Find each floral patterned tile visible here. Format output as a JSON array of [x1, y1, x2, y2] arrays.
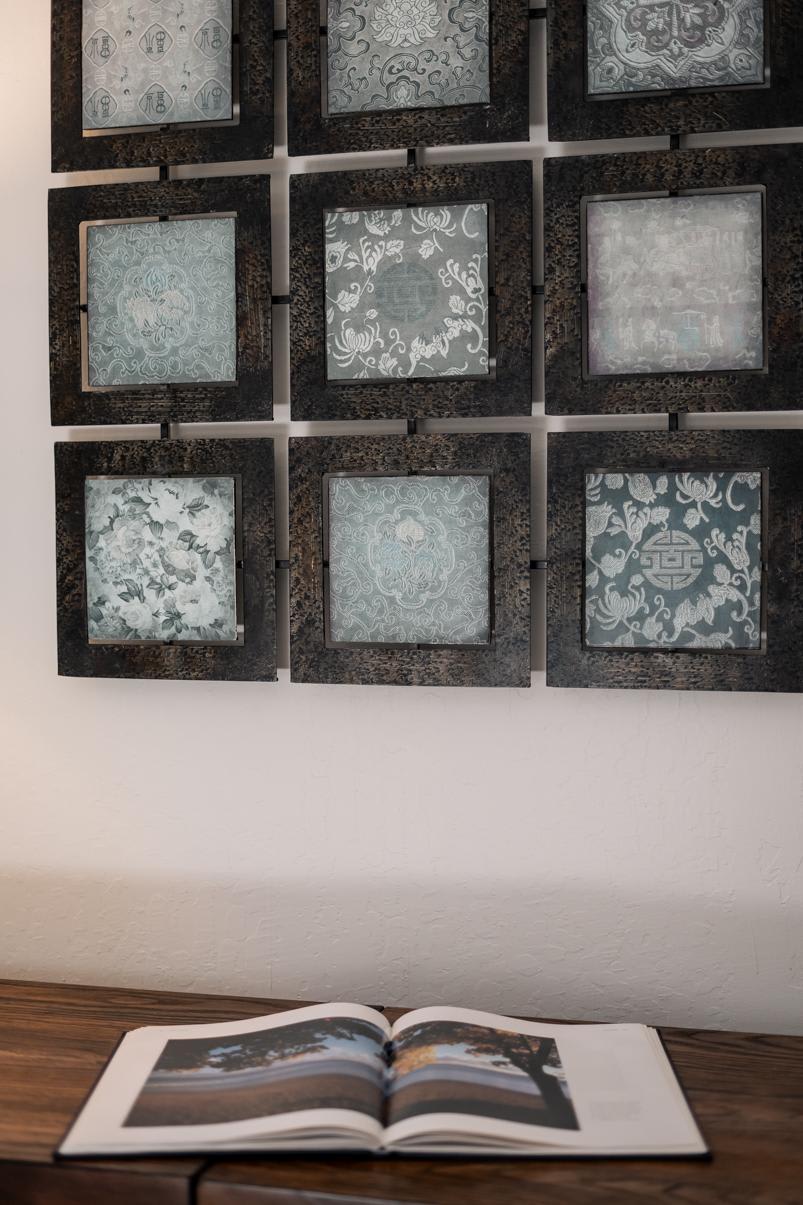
[[85, 477, 238, 643], [325, 202, 489, 380], [328, 474, 491, 644], [585, 471, 762, 651], [82, 0, 233, 129], [326, 0, 490, 114], [586, 0, 765, 97], [586, 192, 764, 376], [86, 218, 237, 387]]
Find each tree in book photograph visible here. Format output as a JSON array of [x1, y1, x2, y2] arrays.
[[124, 1016, 387, 1128], [388, 1021, 579, 1130]]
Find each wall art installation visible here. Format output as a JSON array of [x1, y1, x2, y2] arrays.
[[290, 161, 532, 420], [547, 0, 803, 142], [290, 433, 531, 686], [544, 144, 803, 415], [55, 438, 277, 681], [547, 429, 803, 693], [286, 0, 528, 155], [49, 175, 272, 427], [52, 0, 273, 171]]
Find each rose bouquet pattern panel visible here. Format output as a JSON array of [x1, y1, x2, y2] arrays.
[[586, 192, 764, 376], [586, 0, 765, 97], [326, 0, 490, 114], [585, 471, 762, 651], [82, 0, 233, 129], [86, 218, 237, 387], [325, 202, 489, 380], [328, 475, 491, 644], [85, 477, 238, 642]]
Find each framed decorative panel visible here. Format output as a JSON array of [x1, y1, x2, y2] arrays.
[[290, 161, 532, 420], [547, 430, 803, 692], [290, 433, 531, 686], [52, 0, 273, 172], [543, 145, 803, 415], [286, 0, 529, 156], [49, 175, 272, 427], [547, 0, 803, 142], [55, 437, 276, 681]]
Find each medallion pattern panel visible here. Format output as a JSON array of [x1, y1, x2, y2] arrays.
[[325, 202, 489, 381], [585, 470, 762, 650], [87, 218, 237, 387], [85, 476, 238, 643], [586, 192, 764, 377], [328, 474, 491, 645], [82, 0, 233, 130], [326, 0, 490, 114], [586, 0, 765, 96]]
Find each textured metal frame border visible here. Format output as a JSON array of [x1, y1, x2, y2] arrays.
[[290, 433, 531, 686], [544, 145, 803, 415], [51, 0, 273, 172], [55, 437, 277, 681], [547, 0, 803, 141], [290, 161, 533, 420], [286, 0, 529, 156], [547, 430, 803, 692], [49, 175, 272, 427]]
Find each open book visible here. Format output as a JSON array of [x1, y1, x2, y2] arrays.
[[59, 1003, 707, 1158]]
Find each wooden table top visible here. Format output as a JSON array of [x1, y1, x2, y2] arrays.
[[1, 980, 802, 1205]]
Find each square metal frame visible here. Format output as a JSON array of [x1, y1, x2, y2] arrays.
[[544, 145, 803, 415], [547, 430, 803, 692], [51, 0, 273, 172], [290, 162, 533, 420], [290, 433, 531, 686], [547, 0, 803, 142], [55, 437, 277, 681], [49, 175, 272, 427], [286, 0, 529, 156]]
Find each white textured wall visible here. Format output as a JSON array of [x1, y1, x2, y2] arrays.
[[1, 2, 802, 1035]]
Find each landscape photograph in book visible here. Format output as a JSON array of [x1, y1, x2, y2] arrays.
[[388, 1022, 579, 1130], [124, 1017, 387, 1127]]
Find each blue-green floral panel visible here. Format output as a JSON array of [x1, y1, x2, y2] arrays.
[[586, 192, 764, 377], [85, 477, 237, 643], [86, 218, 237, 387], [326, 0, 490, 114], [586, 0, 764, 97], [82, 0, 233, 129], [328, 474, 491, 645], [325, 203, 489, 381], [585, 471, 762, 651]]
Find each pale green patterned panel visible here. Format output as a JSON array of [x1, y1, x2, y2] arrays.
[[85, 477, 237, 643], [328, 475, 491, 645], [585, 471, 762, 651], [87, 218, 237, 387]]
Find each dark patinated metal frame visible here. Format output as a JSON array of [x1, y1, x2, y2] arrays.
[[290, 161, 533, 420], [49, 175, 272, 427], [286, 0, 529, 156], [544, 145, 803, 415], [55, 437, 277, 681], [547, 429, 803, 692], [290, 433, 531, 686], [51, 0, 273, 172], [547, 0, 803, 142]]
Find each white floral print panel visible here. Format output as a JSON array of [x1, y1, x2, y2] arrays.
[[328, 475, 491, 645], [86, 218, 237, 387], [326, 0, 490, 114], [585, 471, 762, 651], [82, 0, 233, 130], [325, 203, 490, 381], [85, 477, 238, 643], [586, 192, 764, 377]]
